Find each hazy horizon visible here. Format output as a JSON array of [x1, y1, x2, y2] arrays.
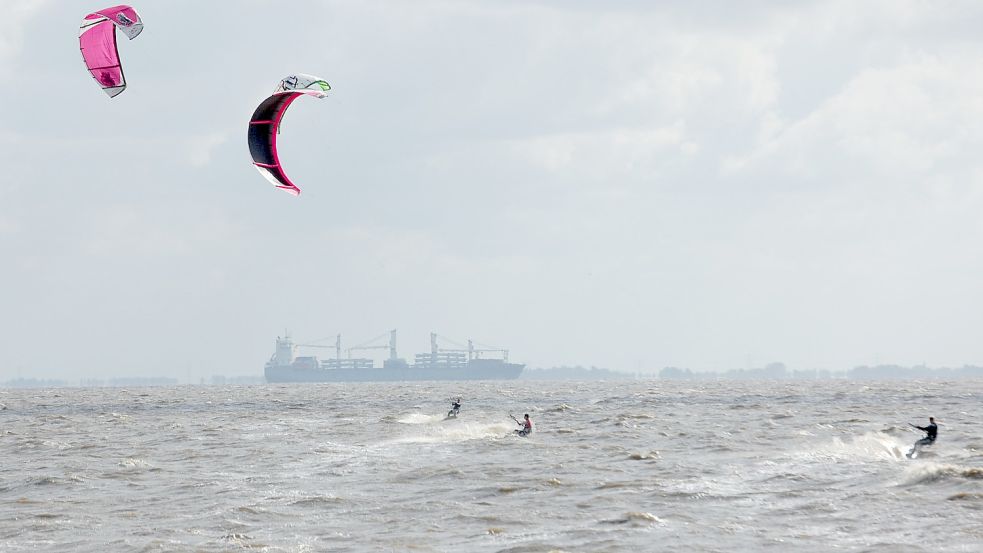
[[6, 358, 983, 387], [3, 1, 983, 381]]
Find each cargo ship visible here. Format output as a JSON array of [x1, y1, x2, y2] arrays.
[[264, 330, 523, 382]]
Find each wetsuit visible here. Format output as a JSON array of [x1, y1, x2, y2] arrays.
[[908, 422, 937, 457], [914, 422, 937, 446], [516, 419, 532, 436], [448, 402, 460, 417]]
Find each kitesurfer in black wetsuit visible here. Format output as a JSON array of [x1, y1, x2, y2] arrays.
[[448, 398, 461, 418], [907, 417, 937, 457]]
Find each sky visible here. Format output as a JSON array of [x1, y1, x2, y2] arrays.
[[2, 0, 983, 380]]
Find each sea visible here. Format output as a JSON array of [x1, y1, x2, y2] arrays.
[[1, 379, 981, 552]]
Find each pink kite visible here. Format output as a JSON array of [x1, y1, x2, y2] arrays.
[[79, 5, 144, 98]]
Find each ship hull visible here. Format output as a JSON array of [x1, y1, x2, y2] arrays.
[[264, 363, 523, 383]]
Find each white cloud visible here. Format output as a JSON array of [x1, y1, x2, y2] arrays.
[[187, 132, 229, 167], [724, 53, 983, 182], [509, 122, 694, 178], [0, 0, 50, 73], [0, 214, 20, 236], [79, 204, 240, 258]]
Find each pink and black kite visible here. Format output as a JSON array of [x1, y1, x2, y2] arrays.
[[248, 75, 331, 196]]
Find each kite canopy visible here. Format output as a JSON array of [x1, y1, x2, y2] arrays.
[[248, 74, 331, 196], [79, 5, 144, 98]]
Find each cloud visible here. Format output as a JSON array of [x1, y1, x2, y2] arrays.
[[0, 0, 50, 74], [79, 204, 241, 258], [0, 214, 21, 236], [509, 123, 696, 179], [187, 132, 230, 168], [723, 53, 983, 182]]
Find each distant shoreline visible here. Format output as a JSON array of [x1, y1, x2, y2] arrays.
[[4, 363, 983, 388]]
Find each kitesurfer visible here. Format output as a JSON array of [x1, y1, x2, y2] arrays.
[[907, 417, 937, 458], [448, 398, 461, 418], [514, 413, 533, 437]]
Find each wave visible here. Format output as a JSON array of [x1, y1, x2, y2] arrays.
[[17, 438, 72, 450], [623, 511, 664, 523], [628, 450, 661, 461], [390, 420, 515, 444], [117, 457, 156, 472], [396, 412, 445, 425], [623, 412, 656, 419], [289, 495, 345, 507], [30, 475, 67, 486], [791, 432, 911, 462], [595, 480, 647, 490], [947, 492, 983, 501], [495, 545, 573, 553], [103, 412, 131, 422], [902, 463, 983, 485], [222, 533, 270, 549], [601, 511, 664, 525]]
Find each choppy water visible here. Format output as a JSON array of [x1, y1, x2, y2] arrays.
[[1, 379, 982, 552]]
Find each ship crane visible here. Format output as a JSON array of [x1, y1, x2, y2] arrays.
[[346, 329, 398, 360], [432, 333, 510, 362], [297, 334, 342, 364]]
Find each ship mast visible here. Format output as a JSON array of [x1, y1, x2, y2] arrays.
[[431, 332, 438, 364]]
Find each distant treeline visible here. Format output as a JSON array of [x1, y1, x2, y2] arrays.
[[4, 376, 180, 388], [2, 378, 70, 388], [210, 375, 265, 385], [79, 377, 180, 386], [521, 365, 637, 380], [2, 375, 266, 388], [659, 363, 983, 380]]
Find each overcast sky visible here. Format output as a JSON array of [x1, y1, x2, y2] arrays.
[[2, 0, 983, 380]]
